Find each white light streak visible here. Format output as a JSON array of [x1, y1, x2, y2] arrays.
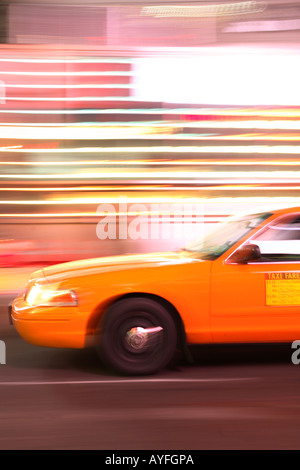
[[2, 145, 300, 154]]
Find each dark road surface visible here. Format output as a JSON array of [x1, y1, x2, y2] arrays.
[[1, 298, 300, 450]]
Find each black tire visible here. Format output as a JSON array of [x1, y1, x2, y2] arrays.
[[96, 297, 178, 376]]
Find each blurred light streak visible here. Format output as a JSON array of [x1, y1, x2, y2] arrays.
[[200, 134, 300, 141], [5, 84, 133, 89], [179, 121, 300, 130], [3, 145, 300, 154], [0, 159, 298, 167], [0, 186, 162, 191], [2, 96, 133, 101], [0, 197, 208, 204], [2, 128, 300, 141], [0, 196, 296, 205], [2, 108, 300, 117], [224, 18, 300, 33], [1, 186, 300, 192], [2, 121, 300, 131], [0, 195, 300, 206], [1, 159, 300, 167], [140, 2, 266, 18], [0, 109, 163, 114], [0, 213, 225, 222], [220, 109, 300, 118], [46, 194, 300, 203], [0, 146, 23, 151], [0, 71, 132, 76], [0, 126, 177, 139], [1, 170, 300, 181], [0, 58, 132, 64], [0, 198, 298, 220]]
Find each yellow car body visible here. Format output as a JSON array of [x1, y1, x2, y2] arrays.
[[11, 206, 300, 375]]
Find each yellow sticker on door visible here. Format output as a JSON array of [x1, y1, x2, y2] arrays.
[[266, 273, 300, 306]]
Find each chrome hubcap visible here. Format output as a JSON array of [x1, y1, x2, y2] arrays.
[[126, 326, 163, 351]]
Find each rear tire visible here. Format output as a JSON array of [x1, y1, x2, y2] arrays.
[[96, 297, 178, 376]]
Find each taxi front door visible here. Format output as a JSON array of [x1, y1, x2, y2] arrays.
[[210, 258, 300, 343]]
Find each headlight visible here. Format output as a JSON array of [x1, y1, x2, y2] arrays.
[[25, 285, 78, 307]]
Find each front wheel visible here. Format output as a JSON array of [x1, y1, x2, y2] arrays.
[[96, 297, 178, 376]]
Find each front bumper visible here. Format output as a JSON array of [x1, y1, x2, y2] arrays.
[[10, 295, 91, 349]]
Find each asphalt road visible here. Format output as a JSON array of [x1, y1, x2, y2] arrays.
[[1, 299, 300, 451]]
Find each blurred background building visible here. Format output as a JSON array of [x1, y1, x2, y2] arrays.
[[3, 0, 300, 46], [0, 0, 300, 269]]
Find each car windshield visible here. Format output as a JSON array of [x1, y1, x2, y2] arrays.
[[184, 211, 273, 260]]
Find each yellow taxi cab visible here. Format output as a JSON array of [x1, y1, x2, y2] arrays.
[[10, 206, 300, 375]]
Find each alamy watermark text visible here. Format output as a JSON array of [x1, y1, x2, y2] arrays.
[[96, 199, 204, 242]]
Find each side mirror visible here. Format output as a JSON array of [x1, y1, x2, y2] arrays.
[[228, 244, 261, 264]]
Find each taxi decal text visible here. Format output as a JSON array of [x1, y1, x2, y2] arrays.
[[266, 272, 300, 306]]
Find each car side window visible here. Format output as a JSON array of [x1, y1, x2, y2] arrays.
[[251, 214, 300, 262]]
